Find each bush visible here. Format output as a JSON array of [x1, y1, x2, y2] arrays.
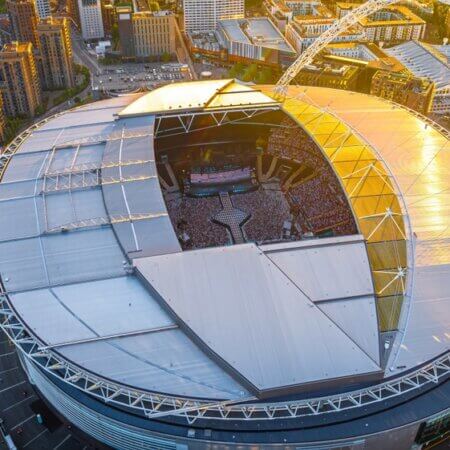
[[53, 64, 90, 107]]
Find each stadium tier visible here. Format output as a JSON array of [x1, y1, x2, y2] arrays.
[[0, 80, 448, 450]]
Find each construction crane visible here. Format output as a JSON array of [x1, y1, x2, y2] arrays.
[[275, 0, 426, 95]]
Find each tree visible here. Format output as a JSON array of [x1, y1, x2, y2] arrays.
[[149, 0, 160, 11], [161, 51, 171, 63], [255, 66, 272, 84], [242, 63, 258, 82]]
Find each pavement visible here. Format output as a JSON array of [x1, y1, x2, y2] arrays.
[[71, 31, 102, 75]]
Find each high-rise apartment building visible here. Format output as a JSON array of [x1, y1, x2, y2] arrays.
[[183, 0, 244, 32], [0, 96, 6, 143], [6, 0, 39, 47], [78, 0, 104, 40], [100, 0, 115, 36], [34, 0, 51, 19], [0, 42, 42, 117], [37, 17, 75, 90], [67, 0, 81, 29]]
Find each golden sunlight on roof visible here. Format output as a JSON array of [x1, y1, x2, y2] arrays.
[[118, 79, 278, 117]]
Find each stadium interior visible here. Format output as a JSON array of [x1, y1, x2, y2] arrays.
[[155, 110, 358, 249]]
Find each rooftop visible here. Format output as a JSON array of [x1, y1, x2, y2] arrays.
[[0, 82, 447, 414], [385, 41, 450, 90], [118, 79, 279, 117], [338, 4, 427, 26], [218, 18, 295, 53]]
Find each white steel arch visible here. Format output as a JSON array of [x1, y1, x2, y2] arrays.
[[276, 0, 403, 94]]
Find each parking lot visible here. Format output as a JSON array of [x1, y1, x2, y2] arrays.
[[92, 62, 193, 93]]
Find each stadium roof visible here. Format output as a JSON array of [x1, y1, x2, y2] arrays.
[[0, 81, 448, 406], [278, 86, 449, 373], [118, 79, 279, 117]]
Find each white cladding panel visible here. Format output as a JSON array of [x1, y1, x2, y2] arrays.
[[135, 242, 381, 394]]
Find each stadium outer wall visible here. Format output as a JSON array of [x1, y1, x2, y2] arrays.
[[21, 354, 449, 450]]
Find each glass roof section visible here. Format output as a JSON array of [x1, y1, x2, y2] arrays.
[[260, 86, 408, 332]]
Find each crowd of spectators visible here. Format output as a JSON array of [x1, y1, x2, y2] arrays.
[[232, 188, 291, 243], [162, 114, 359, 250], [165, 195, 230, 249], [266, 119, 357, 237]]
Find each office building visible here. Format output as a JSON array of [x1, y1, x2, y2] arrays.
[[6, 0, 39, 47], [183, 0, 244, 32], [78, 0, 104, 40], [116, 6, 134, 57], [118, 9, 178, 58], [34, 0, 51, 19], [37, 17, 75, 90], [336, 3, 426, 42], [0, 42, 41, 117], [132, 12, 177, 58]]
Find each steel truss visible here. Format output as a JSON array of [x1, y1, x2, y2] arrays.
[[45, 213, 168, 234], [0, 71, 448, 428], [154, 106, 279, 138], [42, 169, 156, 194], [0, 288, 448, 424]]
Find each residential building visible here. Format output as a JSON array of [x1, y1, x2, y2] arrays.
[[78, 0, 104, 40], [386, 40, 450, 114], [37, 17, 75, 90], [0, 16, 13, 47], [285, 8, 365, 53], [370, 70, 435, 114], [6, 0, 39, 47], [336, 3, 426, 42], [34, 0, 51, 19], [264, 0, 322, 32], [294, 57, 360, 90], [0, 42, 42, 117], [183, 0, 244, 33], [0, 97, 5, 143], [67, 0, 81, 28], [101, 0, 115, 36], [436, 0, 450, 39], [325, 42, 382, 61]]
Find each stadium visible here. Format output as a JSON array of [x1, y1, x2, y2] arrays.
[[0, 79, 448, 450]]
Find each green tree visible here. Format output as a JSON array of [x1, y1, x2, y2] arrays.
[[242, 63, 258, 82], [161, 51, 171, 63], [148, 0, 160, 11]]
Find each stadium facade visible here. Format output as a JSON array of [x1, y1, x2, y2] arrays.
[[0, 80, 448, 449]]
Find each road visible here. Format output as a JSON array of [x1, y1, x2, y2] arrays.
[[71, 30, 102, 75]]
